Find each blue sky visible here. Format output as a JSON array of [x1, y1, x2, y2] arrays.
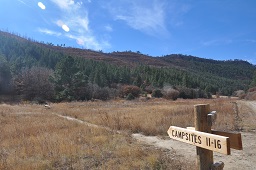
[[0, 0, 256, 64]]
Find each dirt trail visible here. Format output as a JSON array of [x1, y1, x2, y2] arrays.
[[54, 113, 121, 134], [133, 101, 256, 170], [53, 101, 256, 170], [133, 132, 256, 170]]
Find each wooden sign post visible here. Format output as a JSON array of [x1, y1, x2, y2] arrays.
[[195, 104, 214, 169], [167, 104, 243, 170]]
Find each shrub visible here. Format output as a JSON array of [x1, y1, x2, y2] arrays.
[[164, 88, 180, 100], [144, 85, 154, 94], [152, 89, 163, 98], [206, 92, 212, 99], [126, 93, 135, 100], [248, 87, 256, 92], [233, 90, 245, 99], [120, 85, 141, 98], [177, 87, 194, 99], [93, 87, 110, 101], [15, 67, 54, 101], [245, 91, 256, 100]]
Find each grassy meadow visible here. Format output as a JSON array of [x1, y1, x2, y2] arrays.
[[51, 98, 241, 135], [0, 97, 250, 169]]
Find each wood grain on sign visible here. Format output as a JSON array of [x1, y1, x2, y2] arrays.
[[194, 104, 213, 169], [167, 126, 231, 155], [187, 127, 242, 150]]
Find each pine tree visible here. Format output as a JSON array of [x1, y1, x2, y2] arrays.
[[250, 70, 256, 87], [0, 55, 12, 94], [53, 56, 79, 101]]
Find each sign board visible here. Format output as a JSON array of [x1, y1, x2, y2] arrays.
[[167, 126, 230, 155], [187, 127, 242, 150]]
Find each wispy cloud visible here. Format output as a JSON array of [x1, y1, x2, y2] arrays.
[[105, 25, 113, 32], [50, 0, 76, 10], [244, 39, 256, 43], [243, 57, 256, 65], [104, 0, 169, 37], [202, 39, 233, 46], [17, 0, 26, 5], [40, 0, 109, 50], [38, 28, 62, 36]]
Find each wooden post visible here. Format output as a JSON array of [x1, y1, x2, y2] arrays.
[[194, 104, 213, 170]]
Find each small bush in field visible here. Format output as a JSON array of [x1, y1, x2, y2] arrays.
[[120, 85, 140, 98], [93, 87, 110, 101], [177, 87, 193, 99], [164, 88, 180, 100], [245, 91, 256, 100], [152, 89, 163, 98], [233, 90, 245, 99], [144, 85, 154, 94], [126, 93, 135, 100], [239, 93, 246, 99], [248, 87, 256, 92], [243, 87, 256, 100]]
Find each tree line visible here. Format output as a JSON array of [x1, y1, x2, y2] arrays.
[[0, 30, 255, 102]]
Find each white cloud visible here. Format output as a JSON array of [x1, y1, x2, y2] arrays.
[[47, 0, 109, 50], [202, 39, 233, 46], [105, 25, 113, 32], [17, 0, 26, 5], [245, 39, 256, 43], [50, 0, 76, 10], [66, 34, 110, 50], [38, 2, 46, 10], [102, 0, 192, 37], [38, 28, 62, 36], [103, 0, 169, 37]]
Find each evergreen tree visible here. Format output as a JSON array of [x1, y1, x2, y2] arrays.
[[250, 70, 256, 87], [52, 56, 80, 101], [133, 74, 143, 87], [0, 55, 12, 94]]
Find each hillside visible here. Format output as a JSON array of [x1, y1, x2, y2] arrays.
[[0, 30, 254, 70], [0, 30, 255, 101]]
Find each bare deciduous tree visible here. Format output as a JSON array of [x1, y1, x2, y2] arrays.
[[14, 67, 54, 101]]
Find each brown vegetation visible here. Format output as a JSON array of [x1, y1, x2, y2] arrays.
[[1, 97, 250, 169], [0, 103, 191, 169], [120, 85, 141, 98], [244, 87, 256, 100], [52, 98, 240, 136]]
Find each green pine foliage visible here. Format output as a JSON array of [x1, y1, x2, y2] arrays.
[[0, 30, 255, 101], [250, 71, 256, 87]]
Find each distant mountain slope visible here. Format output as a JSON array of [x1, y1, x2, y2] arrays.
[[0, 30, 255, 96], [160, 54, 254, 81]]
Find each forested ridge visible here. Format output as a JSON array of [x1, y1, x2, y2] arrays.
[[0, 30, 255, 102]]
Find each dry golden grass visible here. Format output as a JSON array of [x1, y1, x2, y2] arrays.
[[52, 98, 240, 136], [0, 103, 191, 169], [0, 98, 244, 169]]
